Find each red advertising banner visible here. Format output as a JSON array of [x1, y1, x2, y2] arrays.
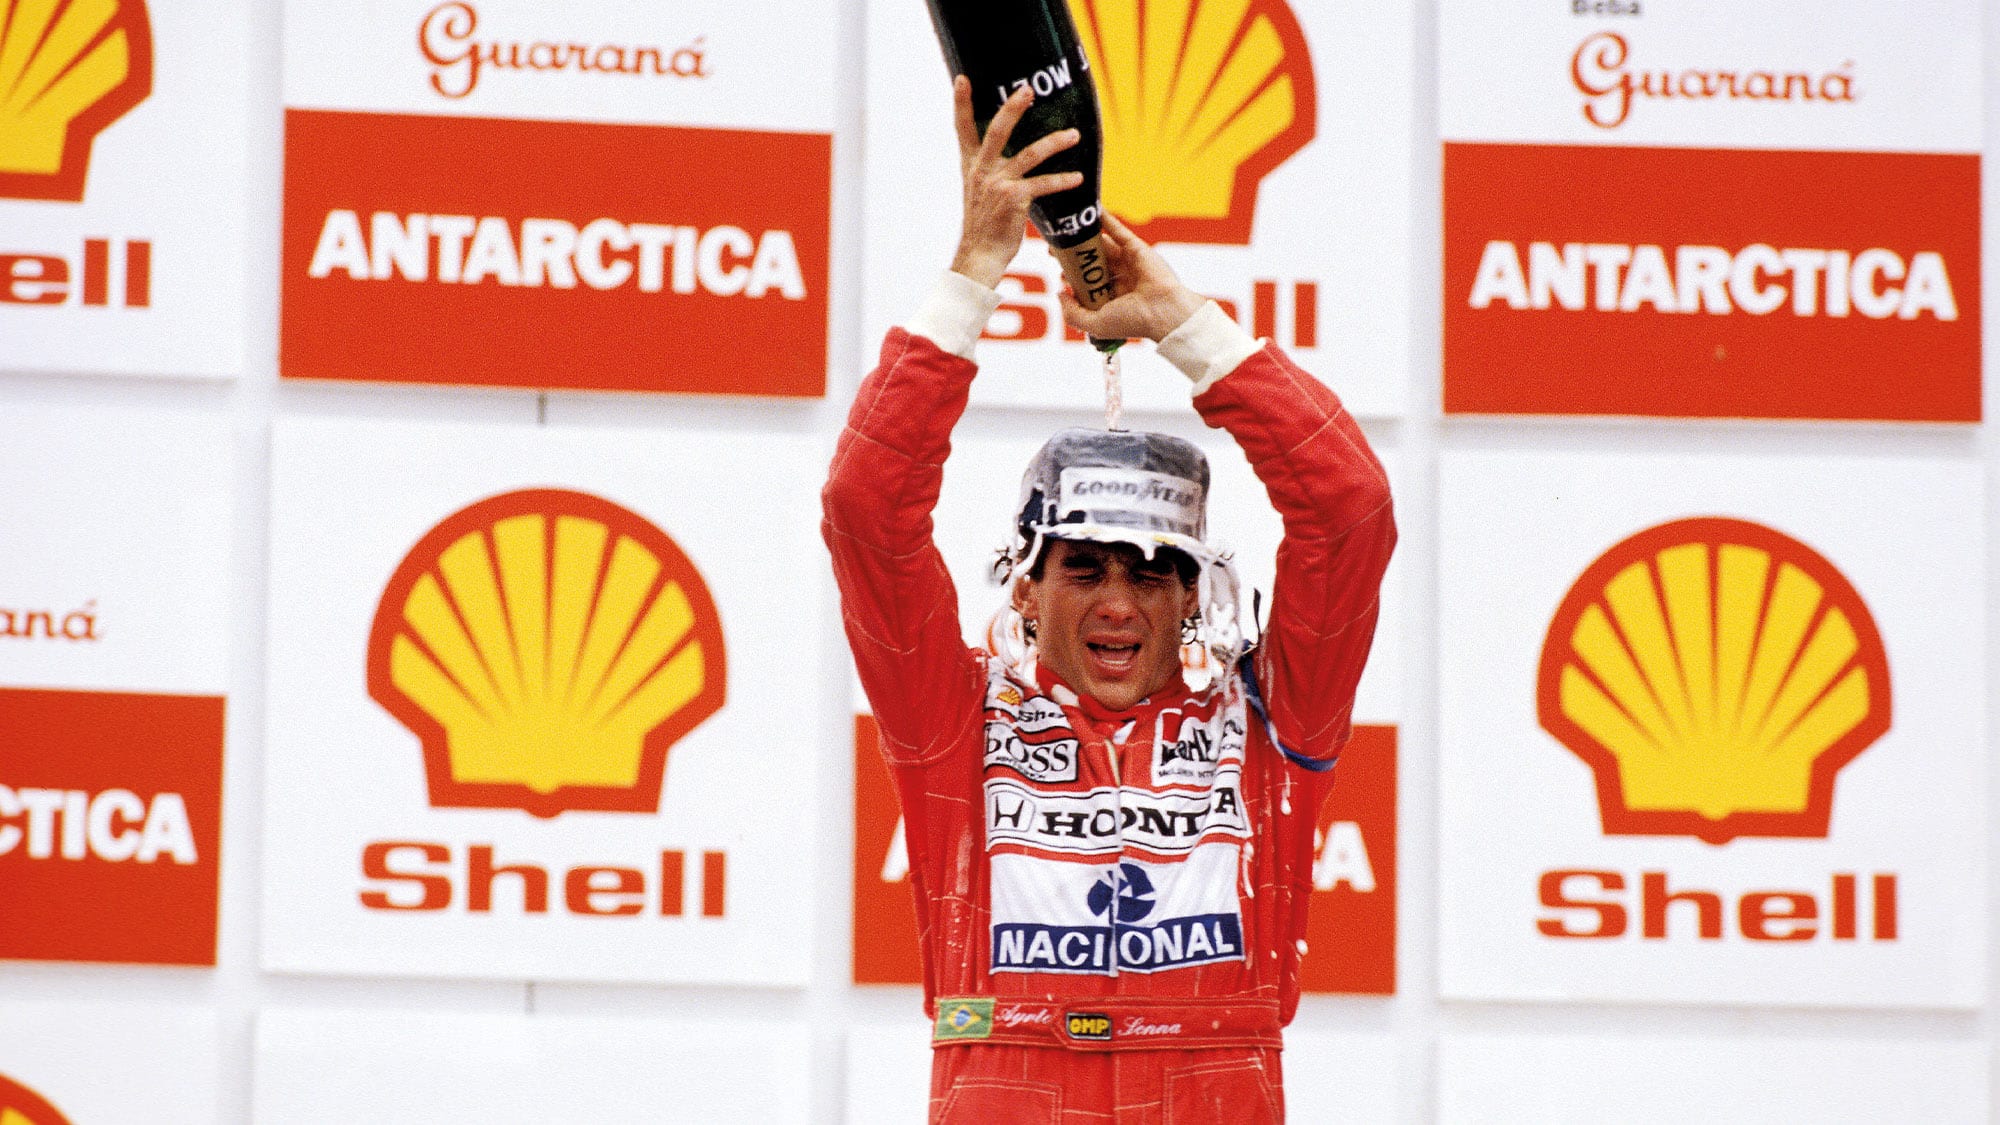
[[852, 714, 1397, 994], [0, 686, 224, 966], [852, 714, 920, 986], [281, 109, 830, 396], [1300, 724, 1396, 995], [1443, 143, 1980, 421]]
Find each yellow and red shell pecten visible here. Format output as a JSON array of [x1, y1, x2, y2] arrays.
[[367, 489, 727, 818], [1070, 0, 1316, 245], [0, 0, 153, 201], [1537, 517, 1891, 845]]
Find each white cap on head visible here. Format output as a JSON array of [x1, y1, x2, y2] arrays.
[[996, 428, 1248, 680], [1011, 427, 1215, 573]]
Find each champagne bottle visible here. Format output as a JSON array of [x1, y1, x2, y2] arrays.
[[924, 0, 1121, 350]]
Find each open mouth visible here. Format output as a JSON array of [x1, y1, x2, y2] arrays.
[[1086, 640, 1142, 674]]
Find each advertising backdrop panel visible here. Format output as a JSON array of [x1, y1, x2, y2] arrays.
[[848, 427, 1401, 993], [0, 1001, 218, 1122], [861, 0, 1413, 418], [0, 0, 251, 378], [261, 417, 823, 984], [0, 406, 232, 965], [280, 0, 835, 396], [1440, 0, 1982, 420], [0, 0, 251, 379], [1438, 451, 1985, 1008], [1439, 1032, 1988, 1122], [255, 1009, 810, 1123], [0, 407, 233, 695]]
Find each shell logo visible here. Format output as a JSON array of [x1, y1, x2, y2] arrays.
[[1538, 518, 1891, 846], [1070, 0, 1315, 245], [0, 0, 152, 202], [367, 489, 727, 819], [0, 1074, 71, 1125]]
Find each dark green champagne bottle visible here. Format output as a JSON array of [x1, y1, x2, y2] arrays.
[[923, 0, 1121, 348]]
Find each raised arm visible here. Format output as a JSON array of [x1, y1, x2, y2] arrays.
[[822, 324, 983, 766], [1195, 337, 1394, 765], [1065, 214, 1397, 766], [822, 79, 1086, 764]]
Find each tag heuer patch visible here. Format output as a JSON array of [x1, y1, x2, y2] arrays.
[[935, 998, 995, 1041]]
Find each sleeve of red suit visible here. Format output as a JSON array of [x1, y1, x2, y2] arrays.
[[820, 313, 987, 768], [824, 282, 1396, 773], [1166, 304, 1397, 768]]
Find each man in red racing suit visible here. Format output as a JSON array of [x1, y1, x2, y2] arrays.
[[822, 80, 1395, 1124]]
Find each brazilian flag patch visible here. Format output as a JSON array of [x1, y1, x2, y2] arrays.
[[933, 997, 995, 1041]]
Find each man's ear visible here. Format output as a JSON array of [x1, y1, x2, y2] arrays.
[[1179, 583, 1200, 621], [1011, 574, 1037, 619]]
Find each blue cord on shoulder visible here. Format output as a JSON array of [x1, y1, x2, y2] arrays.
[[1239, 651, 1335, 774]]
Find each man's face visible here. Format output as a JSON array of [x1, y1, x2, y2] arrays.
[[1014, 539, 1199, 712]]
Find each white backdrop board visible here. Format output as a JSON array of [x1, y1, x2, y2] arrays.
[[844, 1021, 933, 1123], [0, 405, 232, 965], [1438, 1031, 1988, 1123], [255, 1008, 811, 1124], [1438, 0, 1983, 420], [1441, 0, 1980, 152], [0, 0, 250, 378], [280, 0, 838, 396], [261, 416, 824, 985], [0, 405, 233, 694], [861, 0, 1413, 418], [1438, 450, 1985, 1008], [284, 0, 837, 131], [0, 1000, 218, 1123]]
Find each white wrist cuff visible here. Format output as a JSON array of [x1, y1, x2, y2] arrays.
[[904, 271, 1005, 361], [1156, 301, 1261, 395]]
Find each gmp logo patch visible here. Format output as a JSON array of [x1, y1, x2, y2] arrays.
[[1065, 1012, 1112, 1041]]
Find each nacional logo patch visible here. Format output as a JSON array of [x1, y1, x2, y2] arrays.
[[990, 852, 1246, 975]]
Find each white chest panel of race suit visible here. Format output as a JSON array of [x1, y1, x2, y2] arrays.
[[982, 664, 1253, 976]]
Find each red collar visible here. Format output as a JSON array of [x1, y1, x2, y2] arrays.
[[1033, 664, 1190, 725]]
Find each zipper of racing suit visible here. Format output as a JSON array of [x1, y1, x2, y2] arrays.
[[1107, 718, 1133, 977]]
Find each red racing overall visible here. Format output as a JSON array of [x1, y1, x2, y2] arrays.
[[823, 322, 1393, 1124]]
